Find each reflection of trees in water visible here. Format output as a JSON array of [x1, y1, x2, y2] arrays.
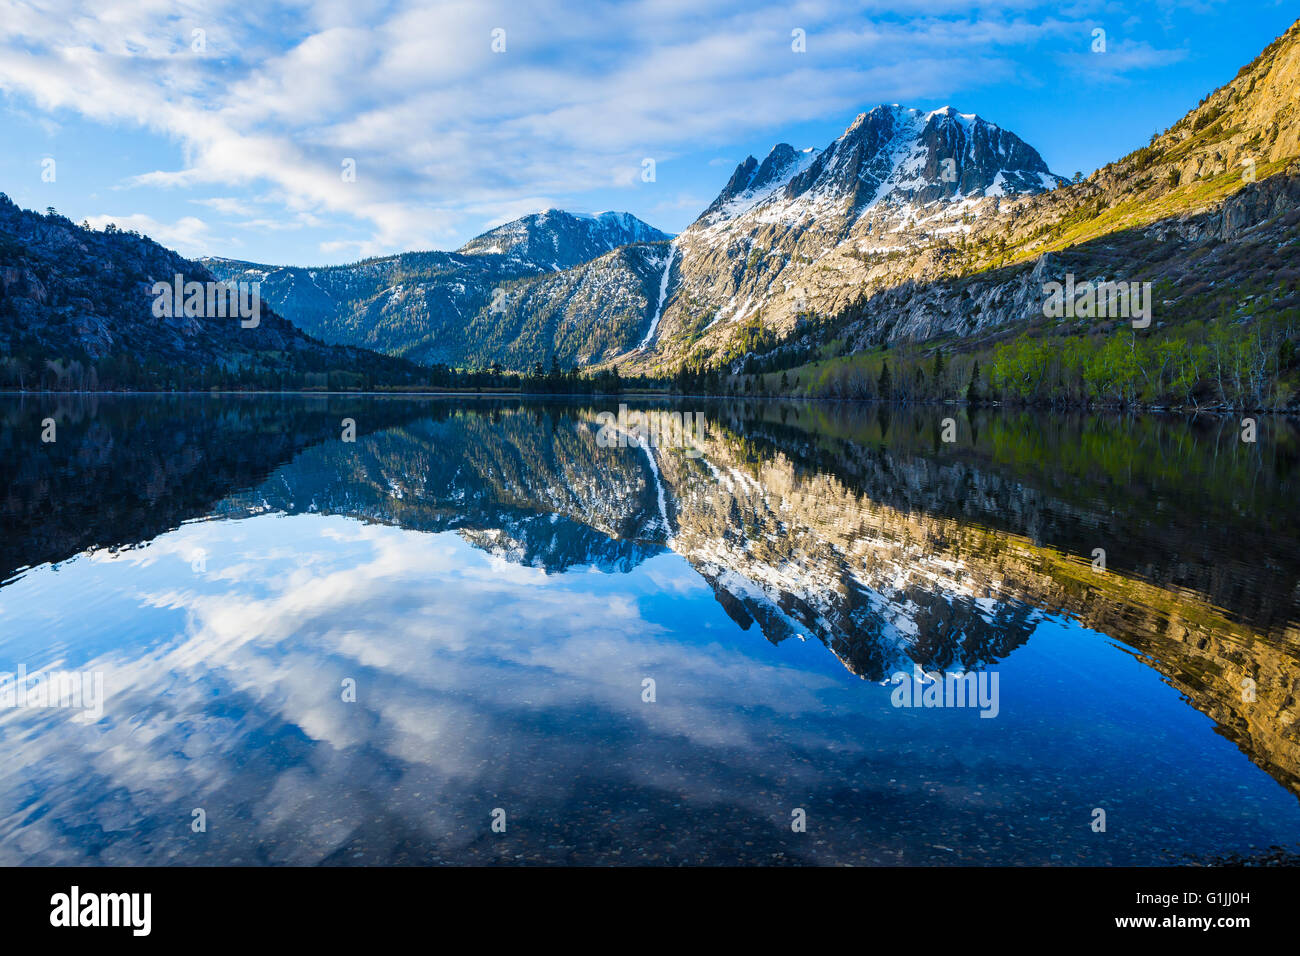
[[0, 395, 439, 584]]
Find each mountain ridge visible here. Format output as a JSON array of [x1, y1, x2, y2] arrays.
[[205, 101, 1067, 371], [624, 18, 1300, 388], [202, 208, 670, 367], [0, 194, 426, 390]]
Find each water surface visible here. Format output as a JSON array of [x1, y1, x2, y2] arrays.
[[1, 395, 1298, 865]]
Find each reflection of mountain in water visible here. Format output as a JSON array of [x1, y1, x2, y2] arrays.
[[671, 406, 1300, 796], [239, 404, 1300, 796], [667, 406, 1300, 796], [2, 396, 1299, 797], [215, 409, 668, 573]]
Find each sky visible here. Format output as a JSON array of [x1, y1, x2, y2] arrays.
[[0, 0, 1295, 266]]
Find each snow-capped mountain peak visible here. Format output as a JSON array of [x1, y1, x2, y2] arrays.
[[459, 208, 672, 264], [695, 144, 822, 226], [693, 103, 1065, 230]]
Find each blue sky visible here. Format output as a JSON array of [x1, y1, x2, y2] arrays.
[[0, 0, 1294, 265]]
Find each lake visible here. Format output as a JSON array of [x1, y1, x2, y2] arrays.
[[1, 394, 1298, 865]]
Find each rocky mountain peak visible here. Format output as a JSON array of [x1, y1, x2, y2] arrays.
[[695, 143, 821, 226], [694, 103, 1064, 230], [457, 208, 671, 267]]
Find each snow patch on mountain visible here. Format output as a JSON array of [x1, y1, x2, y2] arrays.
[[696, 145, 821, 227]]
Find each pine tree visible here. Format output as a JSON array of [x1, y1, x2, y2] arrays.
[[877, 359, 892, 399], [967, 359, 981, 404]]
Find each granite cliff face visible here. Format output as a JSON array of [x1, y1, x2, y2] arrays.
[[797, 167, 1300, 356], [457, 243, 673, 368]]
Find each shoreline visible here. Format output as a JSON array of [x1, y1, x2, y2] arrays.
[[1, 389, 1297, 415]]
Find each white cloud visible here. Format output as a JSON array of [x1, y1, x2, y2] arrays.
[[0, 0, 1194, 257], [1059, 38, 1191, 79], [84, 212, 213, 255], [0, 514, 847, 864]]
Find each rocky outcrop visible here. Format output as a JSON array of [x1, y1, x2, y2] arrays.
[[457, 242, 673, 368]]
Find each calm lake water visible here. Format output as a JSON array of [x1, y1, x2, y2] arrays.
[[1, 394, 1299, 865]]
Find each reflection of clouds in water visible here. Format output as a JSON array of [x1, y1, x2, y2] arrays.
[[0, 514, 846, 864]]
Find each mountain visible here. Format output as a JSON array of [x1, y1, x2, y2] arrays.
[[202, 209, 671, 368], [695, 143, 822, 226], [459, 209, 670, 261], [0, 195, 425, 390], [619, 104, 1066, 369], [464, 21, 1292, 394], [638, 19, 1300, 390], [459, 242, 674, 368], [205, 107, 1065, 374], [27, 16, 1296, 395], [697, 105, 1062, 230]]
